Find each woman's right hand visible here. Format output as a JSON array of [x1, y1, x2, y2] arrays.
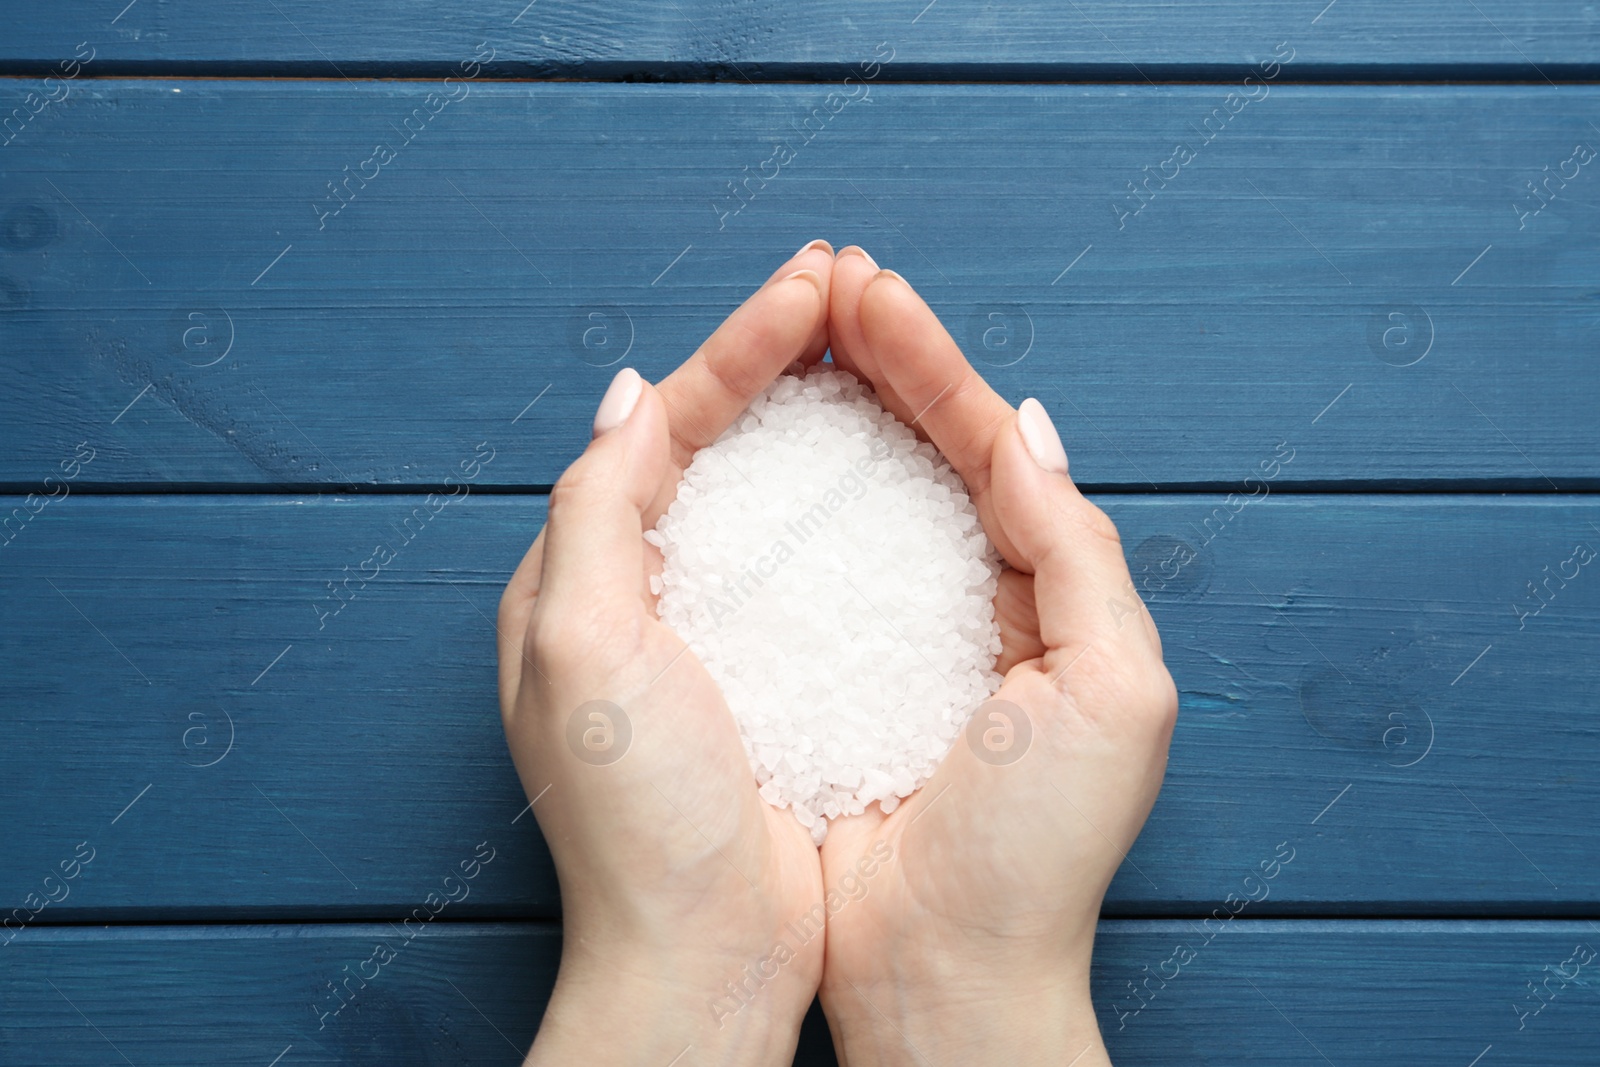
[[498, 242, 839, 1066]]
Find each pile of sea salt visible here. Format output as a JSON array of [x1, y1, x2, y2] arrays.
[[647, 367, 1003, 843]]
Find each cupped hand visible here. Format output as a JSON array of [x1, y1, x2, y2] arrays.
[[496, 241, 837, 1066], [816, 250, 1179, 1066]]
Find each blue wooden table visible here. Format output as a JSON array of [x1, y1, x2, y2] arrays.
[[2, 2, 1597, 1063]]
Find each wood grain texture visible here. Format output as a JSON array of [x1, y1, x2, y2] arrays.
[[1, 82, 1597, 489], [3, 5, 1592, 1057], [3, 921, 1597, 1065], [3, 495, 1596, 920], [0, 1, 1596, 78]]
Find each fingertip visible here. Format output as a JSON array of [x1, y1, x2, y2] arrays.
[[865, 267, 907, 291], [989, 412, 1072, 566], [592, 366, 644, 438], [1017, 397, 1069, 476], [855, 271, 1013, 494], [836, 245, 878, 271], [856, 268, 916, 341], [587, 376, 671, 496], [826, 249, 882, 387], [769, 241, 836, 290], [780, 267, 825, 295], [830, 248, 882, 317], [771, 267, 828, 339], [593, 373, 673, 492], [657, 264, 828, 461], [990, 410, 1144, 651], [783, 250, 834, 368], [539, 380, 671, 634]]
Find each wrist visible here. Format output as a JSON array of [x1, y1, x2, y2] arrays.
[[528, 929, 814, 1067], [821, 957, 1108, 1067]]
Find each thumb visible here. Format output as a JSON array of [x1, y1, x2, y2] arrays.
[[988, 398, 1146, 663], [536, 368, 670, 644]]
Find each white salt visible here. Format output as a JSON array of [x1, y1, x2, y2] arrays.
[[652, 367, 1003, 843]]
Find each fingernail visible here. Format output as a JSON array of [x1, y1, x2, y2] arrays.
[[839, 245, 879, 270], [781, 268, 824, 292], [794, 239, 833, 258], [593, 367, 643, 437], [873, 268, 906, 284], [1017, 398, 1069, 475]]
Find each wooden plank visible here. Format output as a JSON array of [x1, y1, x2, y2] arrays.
[[2, 921, 1597, 1064], [1, 2, 1597, 77], [1, 82, 1597, 489], [3, 495, 1597, 920], [1, 923, 558, 1064]]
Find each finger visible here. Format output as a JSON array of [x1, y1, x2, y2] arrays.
[[826, 246, 890, 393], [760, 240, 833, 286], [988, 398, 1154, 661], [992, 567, 1047, 675], [761, 240, 834, 368], [827, 247, 920, 429], [857, 270, 1014, 502], [537, 369, 671, 635], [496, 525, 546, 716], [655, 267, 826, 471]]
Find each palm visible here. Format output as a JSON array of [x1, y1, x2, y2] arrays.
[[819, 598, 1144, 983], [619, 613, 825, 927]]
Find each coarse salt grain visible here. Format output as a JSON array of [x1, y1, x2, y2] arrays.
[[652, 367, 1003, 843]]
